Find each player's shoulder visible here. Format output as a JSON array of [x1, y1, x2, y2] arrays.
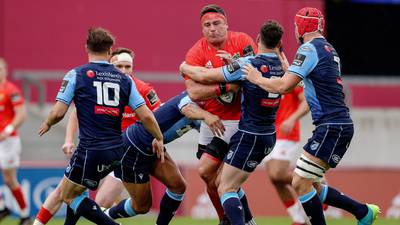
[[3, 80, 20, 93], [229, 31, 252, 40], [187, 38, 208, 54], [298, 42, 317, 54]]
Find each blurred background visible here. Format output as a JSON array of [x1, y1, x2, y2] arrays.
[[1, 0, 399, 221]]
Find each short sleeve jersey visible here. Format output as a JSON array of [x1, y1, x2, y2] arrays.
[[125, 92, 193, 153], [56, 61, 145, 150], [184, 31, 257, 120], [121, 76, 161, 130], [275, 87, 303, 141], [0, 81, 24, 136], [287, 38, 352, 125], [221, 53, 284, 134]]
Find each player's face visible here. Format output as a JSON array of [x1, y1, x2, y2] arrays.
[[114, 61, 133, 74], [0, 62, 7, 82], [202, 18, 228, 46]]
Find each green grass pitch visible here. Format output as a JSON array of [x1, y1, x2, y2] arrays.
[[3, 216, 399, 225]]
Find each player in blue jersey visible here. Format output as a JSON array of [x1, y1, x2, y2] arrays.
[[243, 8, 380, 225], [104, 92, 225, 225], [33, 27, 163, 225], [180, 20, 284, 225]]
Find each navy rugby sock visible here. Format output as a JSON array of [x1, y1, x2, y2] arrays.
[[321, 184, 368, 220], [69, 195, 118, 225], [107, 198, 136, 219], [156, 189, 184, 225], [64, 206, 80, 225], [237, 188, 255, 223], [221, 192, 245, 225], [299, 188, 326, 225]]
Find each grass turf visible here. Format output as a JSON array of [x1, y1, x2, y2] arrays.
[[3, 216, 399, 225]]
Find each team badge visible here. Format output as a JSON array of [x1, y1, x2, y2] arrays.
[[293, 54, 306, 67], [310, 141, 320, 151], [146, 90, 159, 106], [332, 154, 341, 163], [246, 160, 258, 169], [226, 150, 234, 160], [86, 70, 95, 78]]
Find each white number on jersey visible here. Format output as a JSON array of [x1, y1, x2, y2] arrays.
[[93, 81, 120, 106]]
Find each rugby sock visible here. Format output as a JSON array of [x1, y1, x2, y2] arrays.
[[237, 188, 256, 224], [299, 188, 326, 225], [283, 199, 307, 223], [34, 207, 53, 225], [221, 192, 245, 225], [321, 184, 368, 220], [106, 198, 136, 219], [63, 206, 80, 225], [69, 195, 118, 225], [156, 189, 184, 225], [11, 186, 29, 217]]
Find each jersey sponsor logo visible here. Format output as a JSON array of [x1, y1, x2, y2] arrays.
[[10, 93, 21, 103], [97, 164, 112, 173], [331, 154, 341, 163], [265, 146, 273, 155], [243, 45, 255, 57], [260, 98, 280, 107], [260, 65, 269, 73], [123, 112, 136, 118], [227, 61, 241, 74], [94, 105, 120, 116], [86, 70, 95, 78], [59, 80, 69, 93], [146, 90, 159, 106], [292, 54, 306, 67]]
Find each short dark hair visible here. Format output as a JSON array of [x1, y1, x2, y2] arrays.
[[86, 27, 115, 54], [200, 4, 226, 18], [260, 20, 284, 49], [111, 47, 134, 58]]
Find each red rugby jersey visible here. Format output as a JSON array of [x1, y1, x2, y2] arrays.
[[0, 81, 24, 136]]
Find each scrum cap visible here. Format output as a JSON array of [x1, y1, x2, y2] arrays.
[[295, 7, 325, 38]]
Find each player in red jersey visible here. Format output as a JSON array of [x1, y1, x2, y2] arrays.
[[263, 86, 309, 225], [183, 4, 257, 225], [61, 47, 162, 209], [0, 58, 32, 225]]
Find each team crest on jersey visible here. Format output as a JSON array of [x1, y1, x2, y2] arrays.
[[293, 54, 306, 67], [59, 80, 69, 93], [310, 141, 320, 151], [205, 60, 213, 69], [86, 70, 95, 78], [226, 150, 234, 160]]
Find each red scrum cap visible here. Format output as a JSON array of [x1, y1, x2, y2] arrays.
[[295, 7, 325, 38]]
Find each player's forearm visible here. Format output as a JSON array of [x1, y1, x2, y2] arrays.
[[181, 104, 208, 120], [65, 108, 78, 143], [10, 104, 27, 129], [45, 102, 69, 127], [288, 100, 309, 122], [185, 79, 238, 101]]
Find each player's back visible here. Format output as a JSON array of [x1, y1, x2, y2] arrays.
[[72, 62, 132, 150], [240, 53, 284, 134], [125, 92, 190, 151], [295, 38, 351, 125]]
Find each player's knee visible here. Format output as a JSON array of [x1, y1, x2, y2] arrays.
[[133, 201, 152, 214], [95, 195, 114, 208], [2, 175, 17, 188], [217, 183, 235, 196], [268, 168, 289, 186], [197, 164, 216, 184], [167, 177, 187, 194]]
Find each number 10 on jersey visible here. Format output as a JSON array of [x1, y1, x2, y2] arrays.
[[93, 81, 120, 106]]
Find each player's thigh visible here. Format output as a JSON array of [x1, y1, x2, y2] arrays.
[[218, 163, 250, 194], [59, 176, 87, 204], [123, 181, 152, 209], [151, 151, 186, 193], [265, 159, 291, 180], [95, 173, 123, 207], [0, 136, 21, 170]]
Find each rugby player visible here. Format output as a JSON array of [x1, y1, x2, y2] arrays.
[[0, 58, 31, 225], [105, 91, 225, 225], [181, 19, 285, 225], [243, 7, 380, 225], [183, 4, 257, 225], [263, 86, 309, 225], [33, 27, 163, 225]]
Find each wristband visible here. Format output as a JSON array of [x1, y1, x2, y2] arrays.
[[4, 124, 15, 135]]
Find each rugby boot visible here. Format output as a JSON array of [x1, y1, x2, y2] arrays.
[[357, 204, 380, 225]]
